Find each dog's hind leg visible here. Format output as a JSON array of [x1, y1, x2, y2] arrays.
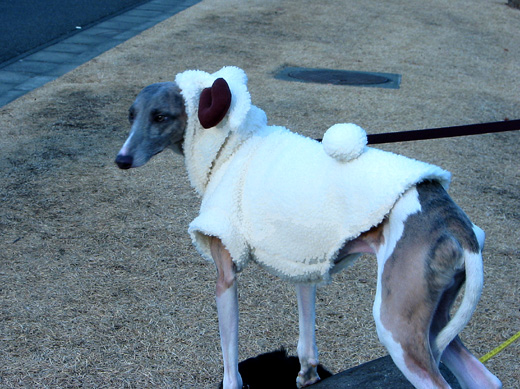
[[432, 266, 502, 388], [372, 187, 452, 388], [441, 338, 502, 389], [296, 284, 321, 388], [210, 237, 243, 389], [374, 249, 452, 388]]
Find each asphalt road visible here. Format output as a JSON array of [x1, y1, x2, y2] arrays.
[[0, 0, 149, 64]]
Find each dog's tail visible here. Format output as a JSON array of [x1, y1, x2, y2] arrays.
[[434, 247, 484, 356]]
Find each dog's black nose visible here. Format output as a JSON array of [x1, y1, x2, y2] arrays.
[[115, 155, 133, 169]]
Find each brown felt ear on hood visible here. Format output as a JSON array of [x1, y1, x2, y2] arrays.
[[198, 78, 232, 129]]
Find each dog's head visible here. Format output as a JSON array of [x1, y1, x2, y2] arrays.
[[115, 82, 188, 169], [115, 67, 251, 172]]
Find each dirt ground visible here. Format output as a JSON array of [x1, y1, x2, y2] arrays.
[[1, 0, 519, 387]]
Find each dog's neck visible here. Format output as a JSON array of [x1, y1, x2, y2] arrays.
[[182, 117, 230, 195], [183, 105, 268, 196]]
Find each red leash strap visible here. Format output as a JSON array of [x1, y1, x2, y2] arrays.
[[316, 119, 520, 144]]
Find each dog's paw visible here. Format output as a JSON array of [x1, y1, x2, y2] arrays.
[[296, 359, 320, 388]]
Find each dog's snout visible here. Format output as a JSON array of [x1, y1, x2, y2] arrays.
[[115, 155, 133, 169]]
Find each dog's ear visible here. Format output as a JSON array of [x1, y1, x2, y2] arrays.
[[198, 78, 232, 129]]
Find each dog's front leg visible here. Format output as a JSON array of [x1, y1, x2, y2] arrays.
[[210, 237, 243, 389], [296, 284, 320, 388]]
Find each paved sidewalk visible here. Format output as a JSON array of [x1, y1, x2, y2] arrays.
[[0, 0, 199, 108]]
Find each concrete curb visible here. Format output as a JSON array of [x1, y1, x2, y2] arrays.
[[313, 356, 461, 388], [0, 0, 200, 108]]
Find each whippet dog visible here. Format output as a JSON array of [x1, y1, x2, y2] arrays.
[[115, 78, 501, 389]]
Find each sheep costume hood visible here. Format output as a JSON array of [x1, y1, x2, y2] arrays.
[[175, 66, 451, 284]]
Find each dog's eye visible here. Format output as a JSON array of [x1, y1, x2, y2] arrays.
[[154, 114, 168, 123]]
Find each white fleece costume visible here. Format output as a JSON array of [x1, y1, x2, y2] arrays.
[[175, 67, 451, 284]]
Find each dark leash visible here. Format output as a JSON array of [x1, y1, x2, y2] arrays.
[[315, 119, 520, 145]]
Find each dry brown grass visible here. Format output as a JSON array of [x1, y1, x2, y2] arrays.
[[1, 0, 519, 387]]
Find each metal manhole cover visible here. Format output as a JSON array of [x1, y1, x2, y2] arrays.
[[275, 67, 401, 89]]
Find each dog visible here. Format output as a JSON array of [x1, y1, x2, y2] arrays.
[[115, 67, 501, 389]]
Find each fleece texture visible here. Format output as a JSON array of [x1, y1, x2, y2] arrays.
[[175, 67, 451, 284]]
